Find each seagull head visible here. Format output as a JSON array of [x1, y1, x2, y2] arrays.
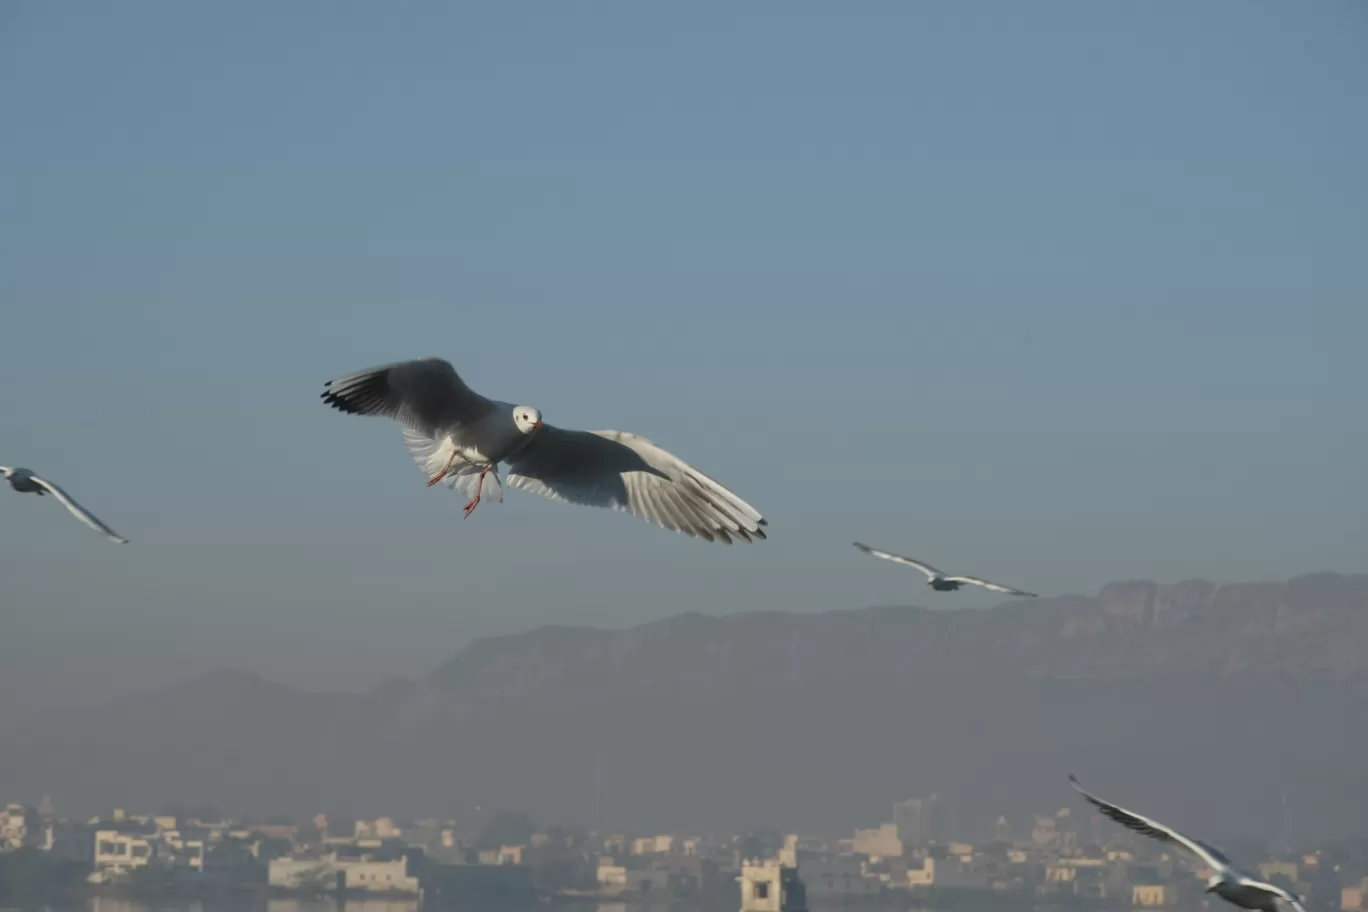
[[513, 406, 544, 434]]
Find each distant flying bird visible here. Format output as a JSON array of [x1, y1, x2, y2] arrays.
[[851, 543, 1036, 596], [321, 357, 767, 544], [1069, 775, 1306, 912], [1, 466, 129, 543]]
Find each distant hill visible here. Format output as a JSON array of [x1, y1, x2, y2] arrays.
[[4, 572, 1366, 842]]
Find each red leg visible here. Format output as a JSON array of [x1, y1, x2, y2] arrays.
[[427, 449, 460, 487], [463, 466, 491, 518]]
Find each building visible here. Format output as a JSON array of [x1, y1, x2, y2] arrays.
[[632, 835, 676, 855], [1031, 811, 1078, 851], [1039, 856, 1114, 899], [344, 857, 419, 894], [354, 818, 401, 840], [1, 804, 29, 850], [907, 855, 989, 889], [894, 795, 949, 847], [93, 829, 155, 875], [268, 852, 421, 895], [597, 859, 629, 894], [851, 823, 901, 859], [624, 868, 671, 894], [270, 856, 342, 891], [739, 858, 808, 912], [1132, 883, 1170, 906]]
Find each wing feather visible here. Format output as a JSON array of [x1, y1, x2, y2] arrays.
[[1236, 878, 1302, 907], [504, 427, 765, 544], [29, 476, 128, 543], [942, 575, 1038, 597], [321, 357, 495, 437], [851, 543, 942, 579], [1069, 775, 1231, 872]]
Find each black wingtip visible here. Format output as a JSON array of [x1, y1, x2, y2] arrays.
[[1068, 773, 1081, 785], [320, 390, 365, 416]]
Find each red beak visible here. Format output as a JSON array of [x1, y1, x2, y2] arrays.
[[533, 420, 544, 429]]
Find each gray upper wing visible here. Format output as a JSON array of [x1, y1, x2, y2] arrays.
[[321, 357, 495, 437]]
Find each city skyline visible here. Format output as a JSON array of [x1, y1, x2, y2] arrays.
[[1, 786, 1356, 910]]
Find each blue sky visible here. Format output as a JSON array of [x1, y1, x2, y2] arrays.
[[1, 2, 1365, 710]]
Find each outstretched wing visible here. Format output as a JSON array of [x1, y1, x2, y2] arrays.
[[1069, 775, 1231, 872], [29, 475, 129, 543], [851, 543, 942, 579], [942, 575, 1038, 597], [504, 426, 766, 544], [1235, 878, 1304, 912], [321, 357, 495, 438]]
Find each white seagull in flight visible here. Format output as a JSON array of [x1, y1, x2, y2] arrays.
[[2, 466, 129, 543], [1069, 775, 1306, 912], [851, 542, 1037, 597], [321, 357, 767, 544]]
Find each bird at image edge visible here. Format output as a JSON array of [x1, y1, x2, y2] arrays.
[[1069, 775, 1306, 912], [2, 466, 129, 543]]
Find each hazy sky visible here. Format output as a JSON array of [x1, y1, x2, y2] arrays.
[[2, 2, 1365, 717]]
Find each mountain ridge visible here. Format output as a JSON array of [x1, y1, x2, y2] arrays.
[[4, 571, 1366, 841]]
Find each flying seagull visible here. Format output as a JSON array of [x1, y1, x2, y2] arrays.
[[1, 466, 129, 543], [851, 542, 1036, 596], [1069, 775, 1306, 912], [321, 357, 767, 544]]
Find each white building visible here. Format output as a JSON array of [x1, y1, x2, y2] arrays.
[[354, 817, 401, 840], [739, 839, 807, 912], [632, 835, 676, 855], [344, 857, 419, 894], [269, 856, 337, 891], [93, 830, 155, 874], [597, 859, 628, 894], [851, 823, 902, 860], [268, 853, 420, 895], [1, 804, 28, 850]]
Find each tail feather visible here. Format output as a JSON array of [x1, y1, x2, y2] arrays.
[[450, 463, 503, 504]]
